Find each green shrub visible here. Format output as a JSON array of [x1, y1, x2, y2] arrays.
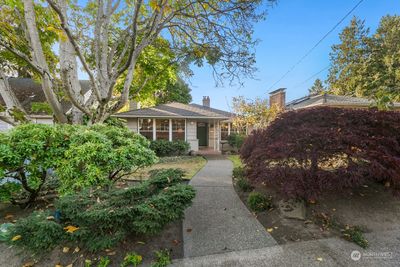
[[0, 124, 157, 205], [343, 226, 369, 248], [247, 192, 272, 212], [121, 252, 143, 267], [150, 140, 190, 157], [56, 168, 195, 251], [0, 124, 78, 205], [237, 177, 253, 192], [232, 166, 245, 178], [58, 124, 157, 193], [8, 211, 65, 254], [151, 249, 172, 267], [227, 133, 246, 151], [8, 169, 196, 253]]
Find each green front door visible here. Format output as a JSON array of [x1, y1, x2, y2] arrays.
[[197, 122, 208, 146]]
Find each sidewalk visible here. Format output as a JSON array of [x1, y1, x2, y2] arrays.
[[182, 157, 277, 258], [174, 229, 400, 266]]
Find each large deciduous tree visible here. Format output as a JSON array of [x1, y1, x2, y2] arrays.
[[0, 0, 272, 124], [231, 96, 280, 132]]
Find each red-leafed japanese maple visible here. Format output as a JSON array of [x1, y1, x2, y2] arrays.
[[240, 107, 400, 200]]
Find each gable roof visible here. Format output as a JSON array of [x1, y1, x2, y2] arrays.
[[0, 78, 91, 116], [115, 102, 234, 119], [286, 93, 400, 110]]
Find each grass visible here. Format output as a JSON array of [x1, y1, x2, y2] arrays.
[[130, 156, 207, 180], [228, 155, 243, 168]]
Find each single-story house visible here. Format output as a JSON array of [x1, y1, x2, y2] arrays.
[[114, 97, 240, 152], [269, 88, 400, 110]]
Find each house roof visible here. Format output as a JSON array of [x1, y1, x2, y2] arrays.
[[115, 102, 234, 119], [0, 78, 91, 116], [286, 93, 400, 110]]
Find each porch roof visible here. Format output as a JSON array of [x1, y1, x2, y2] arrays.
[[114, 102, 234, 120]]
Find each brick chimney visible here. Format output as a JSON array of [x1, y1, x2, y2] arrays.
[[202, 96, 210, 107], [269, 88, 286, 110]]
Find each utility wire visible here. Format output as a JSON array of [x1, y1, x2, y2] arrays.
[[267, 0, 365, 92], [292, 65, 330, 89]]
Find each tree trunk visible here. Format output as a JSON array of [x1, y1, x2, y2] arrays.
[[0, 70, 30, 124], [23, 0, 68, 123]]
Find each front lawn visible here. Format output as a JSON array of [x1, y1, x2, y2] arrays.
[[130, 156, 207, 180]]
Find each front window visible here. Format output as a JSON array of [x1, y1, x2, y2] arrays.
[[156, 119, 169, 140], [139, 118, 153, 140], [172, 119, 185, 140]]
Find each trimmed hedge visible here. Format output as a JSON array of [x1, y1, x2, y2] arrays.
[[241, 107, 400, 200], [150, 140, 190, 157]]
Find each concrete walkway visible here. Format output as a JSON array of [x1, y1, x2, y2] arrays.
[[182, 156, 277, 258]]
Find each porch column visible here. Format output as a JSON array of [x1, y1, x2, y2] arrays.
[[228, 122, 231, 136], [169, 119, 172, 141], [152, 119, 156, 140], [137, 118, 140, 133], [217, 120, 220, 151], [213, 119, 216, 151], [184, 119, 187, 141]]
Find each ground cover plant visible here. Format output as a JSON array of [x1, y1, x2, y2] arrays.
[[241, 107, 400, 200], [8, 169, 195, 253]]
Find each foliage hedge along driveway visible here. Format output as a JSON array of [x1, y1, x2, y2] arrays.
[[241, 107, 400, 201]]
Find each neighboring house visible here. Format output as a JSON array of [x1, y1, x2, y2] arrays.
[[114, 97, 238, 152], [268, 88, 400, 111], [0, 78, 90, 131]]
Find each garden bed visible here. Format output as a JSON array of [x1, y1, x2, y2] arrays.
[[230, 156, 400, 246], [0, 188, 184, 266]]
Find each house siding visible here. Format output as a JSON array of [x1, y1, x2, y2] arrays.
[[126, 118, 138, 133]]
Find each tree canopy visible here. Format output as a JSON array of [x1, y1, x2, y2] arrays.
[[308, 78, 326, 95], [327, 15, 400, 108], [0, 0, 273, 124]]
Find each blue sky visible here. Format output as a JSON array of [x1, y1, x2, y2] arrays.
[[188, 0, 400, 111]]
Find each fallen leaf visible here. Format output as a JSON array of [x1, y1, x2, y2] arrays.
[[64, 225, 79, 233], [62, 247, 70, 253], [73, 247, 80, 253], [55, 264, 63, 267], [186, 228, 192, 233], [274, 226, 278, 229], [136, 241, 145, 245], [316, 257, 323, 262], [66, 265, 73, 267], [267, 228, 273, 233], [22, 261, 35, 267], [385, 181, 390, 187], [172, 239, 180, 245], [11, 235, 21, 241], [107, 251, 116, 256], [4, 214, 13, 220], [332, 208, 336, 212], [309, 199, 316, 204], [47, 216, 55, 220]]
